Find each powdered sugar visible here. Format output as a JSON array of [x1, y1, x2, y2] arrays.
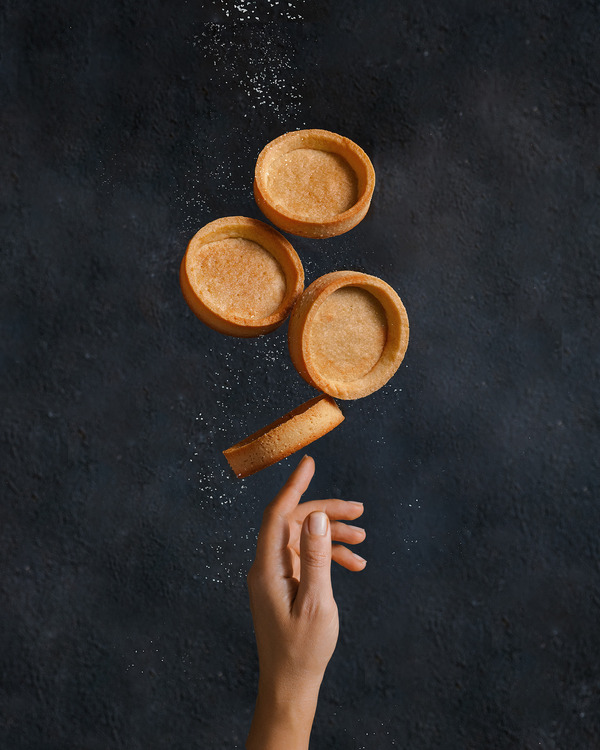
[[194, 0, 304, 123]]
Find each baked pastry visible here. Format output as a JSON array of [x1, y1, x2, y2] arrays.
[[254, 129, 375, 238], [288, 271, 409, 400], [180, 216, 304, 337], [223, 395, 344, 478]]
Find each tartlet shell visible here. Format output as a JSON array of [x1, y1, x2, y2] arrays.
[[180, 216, 304, 337], [254, 129, 376, 239], [223, 395, 344, 478], [288, 271, 409, 400]]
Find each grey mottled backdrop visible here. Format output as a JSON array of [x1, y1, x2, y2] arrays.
[[2, 0, 599, 748]]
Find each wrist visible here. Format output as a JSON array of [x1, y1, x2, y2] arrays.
[[247, 676, 321, 750], [258, 669, 322, 706]]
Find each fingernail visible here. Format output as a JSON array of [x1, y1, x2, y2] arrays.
[[349, 501, 364, 509], [347, 525, 366, 536], [353, 553, 367, 566], [309, 511, 328, 536]]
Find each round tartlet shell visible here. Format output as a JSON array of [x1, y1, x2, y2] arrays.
[[288, 271, 410, 400], [180, 216, 304, 337], [223, 395, 344, 478], [253, 129, 376, 239]]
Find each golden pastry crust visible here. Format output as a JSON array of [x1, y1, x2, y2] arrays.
[[288, 271, 409, 400], [223, 395, 344, 478], [180, 216, 304, 337], [254, 129, 376, 238]]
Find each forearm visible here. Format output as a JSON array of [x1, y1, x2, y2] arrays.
[[246, 679, 321, 750]]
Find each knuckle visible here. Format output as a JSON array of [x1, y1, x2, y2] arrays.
[[302, 547, 330, 568], [300, 592, 337, 620], [299, 595, 319, 618]]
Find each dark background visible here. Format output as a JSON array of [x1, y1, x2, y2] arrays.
[[2, 0, 599, 748]]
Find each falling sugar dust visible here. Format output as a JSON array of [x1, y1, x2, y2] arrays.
[[194, 1, 304, 122], [185, 333, 308, 585], [179, 1, 307, 231]]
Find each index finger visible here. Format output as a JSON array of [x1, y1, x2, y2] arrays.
[[292, 498, 365, 523], [254, 455, 315, 566]]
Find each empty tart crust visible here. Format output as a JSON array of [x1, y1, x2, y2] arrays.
[[254, 129, 376, 239], [288, 271, 410, 400], [223, 395, 344, 478], [180, 216, 304, 337]]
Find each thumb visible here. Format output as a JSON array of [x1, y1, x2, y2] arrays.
[[294, 511, 333, 612]]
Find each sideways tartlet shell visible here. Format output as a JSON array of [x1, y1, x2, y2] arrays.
[[180, 216, 304, 337], [254, 129, 376, 239], [288, 271, 410, 400], [223, 395, 344, 478]]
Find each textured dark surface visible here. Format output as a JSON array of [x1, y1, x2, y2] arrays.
[[2, 0, 600, 748]]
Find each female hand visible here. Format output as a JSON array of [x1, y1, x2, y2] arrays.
[[246, 455, 366, 750]]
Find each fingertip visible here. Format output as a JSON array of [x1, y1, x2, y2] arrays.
[[296, 454, 315, 486], [348, 501, 365, 518], [300, 454, 315, 472], [271, 454, 316, 513], [332, 544, 367, 571], [296, 453, 315, 475], [353, 527, 367, 542]]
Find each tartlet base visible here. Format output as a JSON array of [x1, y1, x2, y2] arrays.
[[254, 129, 375, 239], [288, 271, 409, 399], [180, 216, 304, 337]]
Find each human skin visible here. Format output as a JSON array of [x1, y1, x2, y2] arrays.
[[246, 455, 367, 750]]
